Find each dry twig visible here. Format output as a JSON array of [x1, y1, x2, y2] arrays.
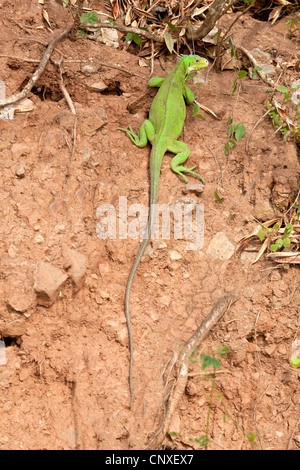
[[145, 291, 239, 450], [0, 25, 73, 108]]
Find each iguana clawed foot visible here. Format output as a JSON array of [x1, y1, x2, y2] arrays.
[[173, 165, 206, 184]]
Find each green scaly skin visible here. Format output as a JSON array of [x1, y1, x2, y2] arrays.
[[118, 55, 208, 409]]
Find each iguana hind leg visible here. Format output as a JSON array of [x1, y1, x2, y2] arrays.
[[117, 119, 155, 147], [168, 139, 206, 184]]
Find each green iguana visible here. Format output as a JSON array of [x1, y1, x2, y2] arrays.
[[118, 55, 208, 409]]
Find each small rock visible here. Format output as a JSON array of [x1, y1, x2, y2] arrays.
[[63, 246, 87, 291], [240, 250, 258, 264], [2, 319, 26, 337], [7, 291, 33, 313], [152, 240, 167, 250], [182, 183, 205, 196], [207, 232, 235, 260], [116, 327, 128, 346], [77, 107, 108, 137], [55, 111, 75, 133], [82, 148, 91, 164], [34, 234, 44, 244], [15, 164, 26, 178], [11, 143, 31, 157], [88, 81, 107, 92], [42, 130, 66, 159], [169, 250, 182, 261], [81, 62, 98, 76], [34, 262, 68, 307]]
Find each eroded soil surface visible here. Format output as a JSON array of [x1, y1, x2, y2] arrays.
[[0, 1, 299, 450]]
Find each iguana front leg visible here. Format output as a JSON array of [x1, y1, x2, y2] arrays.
[[168, 139, 205, 184], [148, 77, 164, 88], [183, 85, 197, 105], [117, 119, 155, 146]]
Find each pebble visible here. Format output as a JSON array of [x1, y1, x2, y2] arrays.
[[182, 183, 205, 196], [63, 246, 87, 291], [7, 291, 33, 313], [1, 319, 26, 338], [169, 250, 182, 261], [207, 232, 235, 260], [15, 164, 26, 178], [34, 261, 68, 307], [88, 81, 107, 92]]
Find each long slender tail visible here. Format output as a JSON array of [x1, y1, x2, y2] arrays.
[[125, 201, 157, 410]]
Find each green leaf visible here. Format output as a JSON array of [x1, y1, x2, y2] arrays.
[[238, 70, 247, 79], [251, 65, 262, 78], [195, 113, 205, 120], [285, 223, 293, 234], [235, 124, 246, 141], [214, 192, 223, 204], [193, 103, 200, 115], [213, 29, 221, 43], [227, 118, 233, 125], [271, 244, 279, 252], [63, 0, 69, 6], [276, 86, 289, 93], [217, 345, 230, 357], [81, 11, 98, 23], [125, 32, 133, 42], [200, 355, 221, 370], [290, 355, 300, 368], [273, 223, 279, 230], [195, 436, 209, 448], [77, 30, 88, 37], [164, 31, 174, 54], [132, 33, 141, 46], [249, 433, 256, 443], [166, 21, 178, 31], [258, 228, 265, 241], [282, 237, 290, 247], [225, 142, 230, 155]]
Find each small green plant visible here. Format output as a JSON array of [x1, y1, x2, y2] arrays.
[[225, 119, 246, 155], [258, 222, 294, 252], [290, 355, 300, 368], [270, 223, 293, 252], [231, 69, 247, 96], [286, 18, 300, 36], [293, 203, 300, 220], [189, 346, 229, 450], [266, 83, 300, 140], [76, 11, 99, 37], [125, 32, 141, 46]]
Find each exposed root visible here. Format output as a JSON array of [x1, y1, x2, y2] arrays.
[[145, 291, 239, 450]]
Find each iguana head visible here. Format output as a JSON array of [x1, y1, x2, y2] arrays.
[[180, 55, 208, 77]]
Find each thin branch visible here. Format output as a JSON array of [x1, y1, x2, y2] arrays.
[[80, 21, 164, 43], [0, 25, 73, 108]]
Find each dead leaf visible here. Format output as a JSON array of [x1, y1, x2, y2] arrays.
[[14, 98, 35, 113], [42, 9, 52, 30], [268, 6, 283, 24], [267, 252, 300, 263], [125, 6, 133, 26], [164, 31, 174, 54]]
